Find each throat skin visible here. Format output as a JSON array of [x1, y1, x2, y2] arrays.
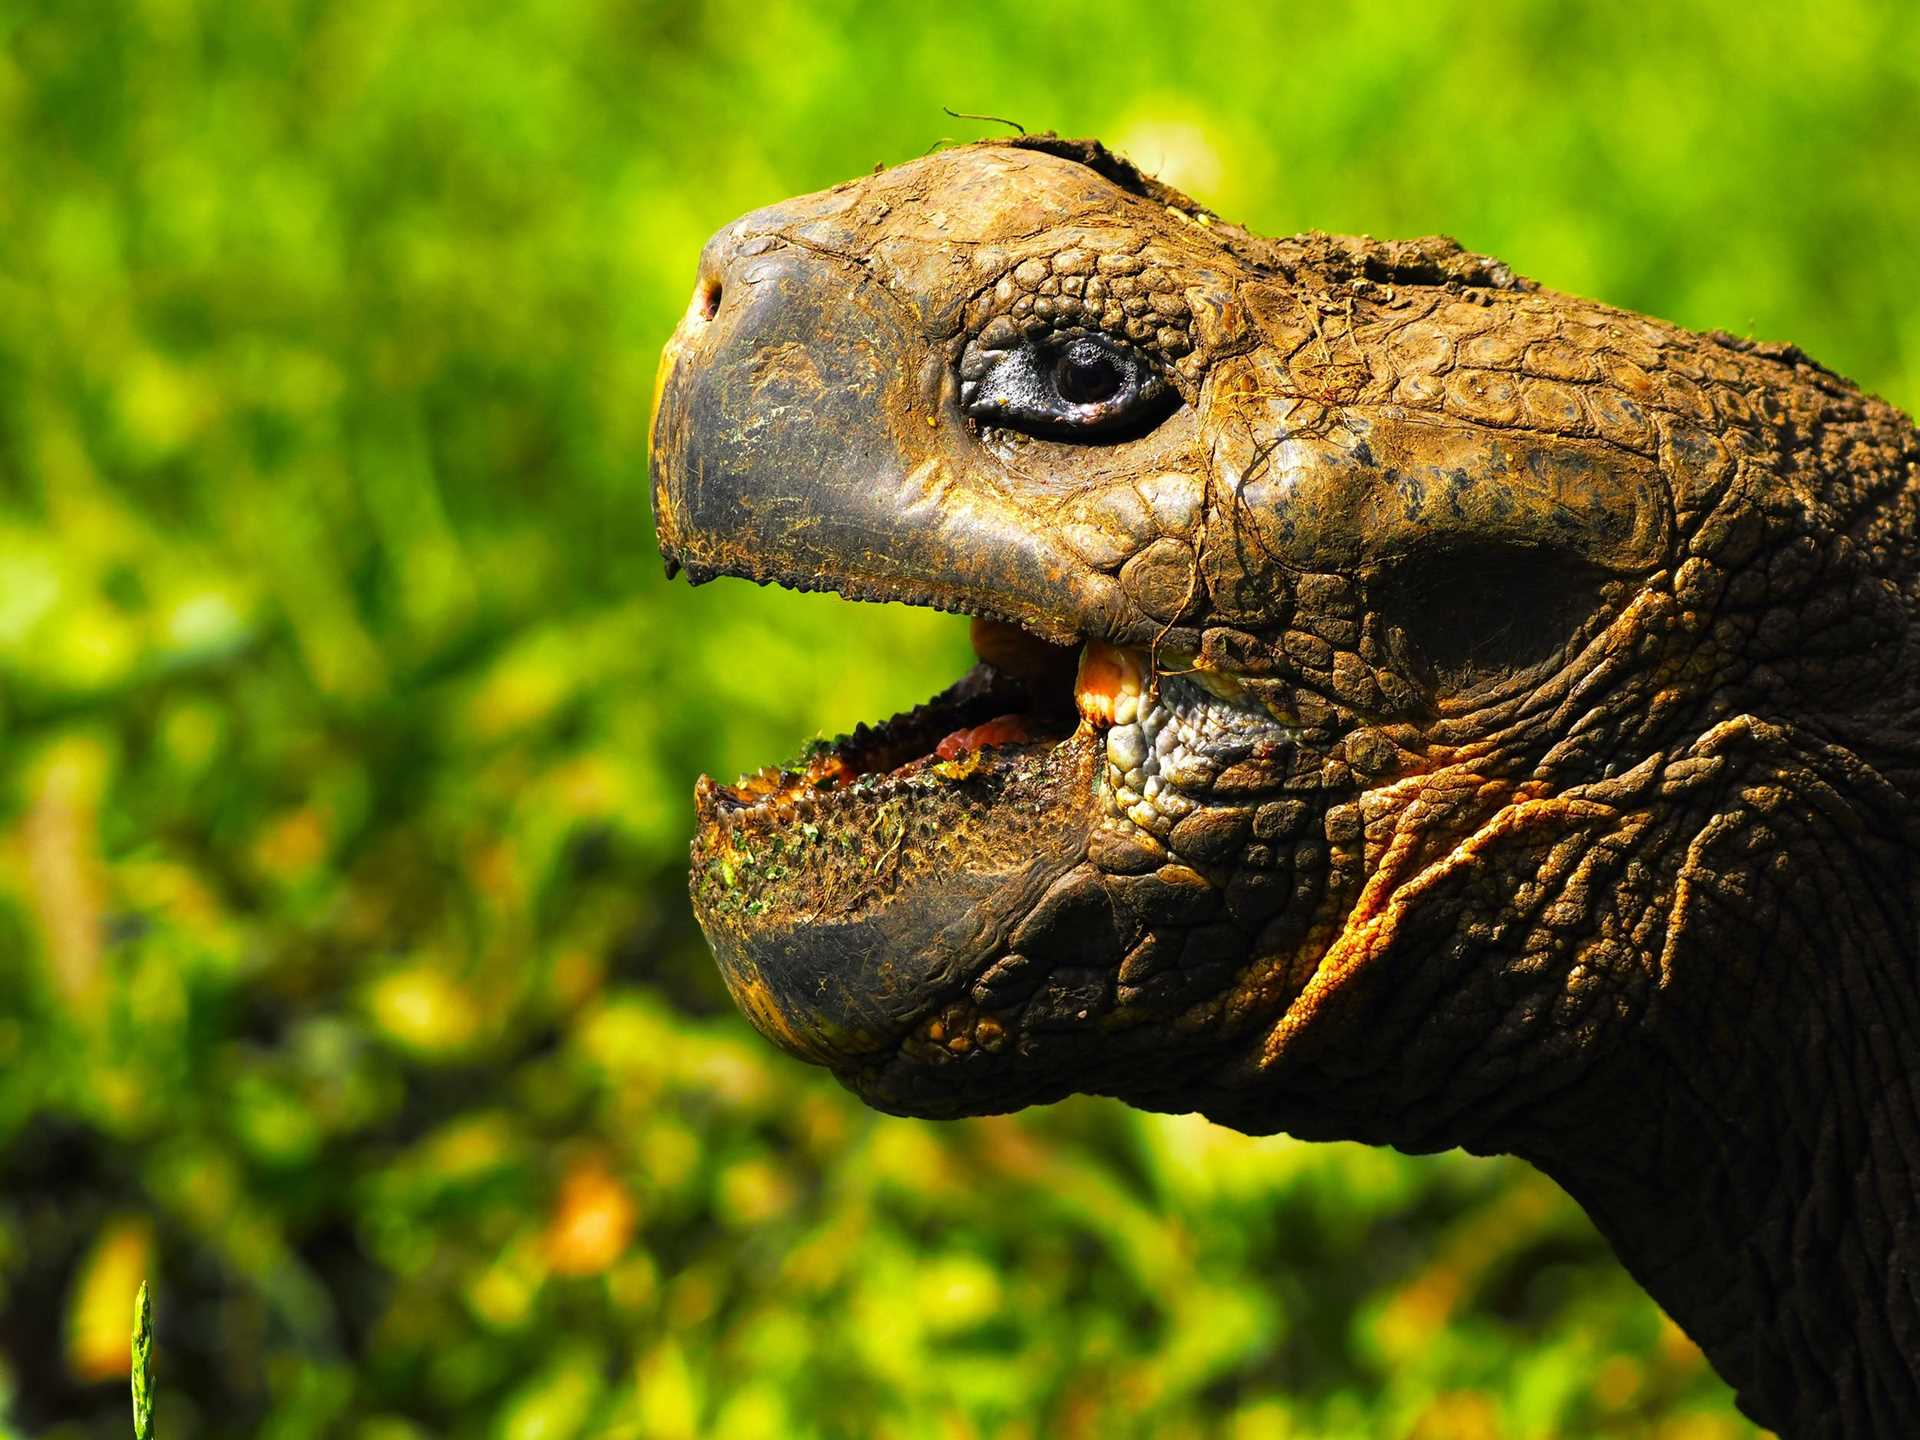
[[1542, 1025, 1920, 1440], [1437, 736, 1918, 1437], [1189, 721, 1920, 1438], [1611, 738, 1920, 1439]]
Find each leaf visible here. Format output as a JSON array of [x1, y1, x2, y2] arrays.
[[131, 1281, 153, 1440]]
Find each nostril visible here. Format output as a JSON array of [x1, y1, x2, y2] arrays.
[[697, 277, 722, 323]]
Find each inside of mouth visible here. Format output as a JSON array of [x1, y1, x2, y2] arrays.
[[711, 619, 1142, 814]]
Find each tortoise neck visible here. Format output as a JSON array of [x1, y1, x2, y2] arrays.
[[1527, 846, 1920, 1439]]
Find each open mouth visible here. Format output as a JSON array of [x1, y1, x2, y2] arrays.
[[681, 598, 1300, 1078], [696, 619, 1151, 828], [684, 613, 1131, 1071]]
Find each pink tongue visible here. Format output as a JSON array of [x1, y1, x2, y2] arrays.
[[934, 713, 1032, 761]]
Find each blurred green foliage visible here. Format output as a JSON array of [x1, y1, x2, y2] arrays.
[[0, 1, 1913, 1435]]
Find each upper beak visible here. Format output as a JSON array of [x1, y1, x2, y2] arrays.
[[648, 225, 1123, 647]]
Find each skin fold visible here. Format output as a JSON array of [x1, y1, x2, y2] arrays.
[[648, 136, 1920, 1437]]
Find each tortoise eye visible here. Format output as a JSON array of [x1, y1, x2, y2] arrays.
[[1054, 347, 1123, 405], [960, 333, 1174, 440]]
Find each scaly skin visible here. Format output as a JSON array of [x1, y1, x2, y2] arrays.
[[649, 137, 1920, 1437]]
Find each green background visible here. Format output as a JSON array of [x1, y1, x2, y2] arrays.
[[2, 1, 1914, 1435]]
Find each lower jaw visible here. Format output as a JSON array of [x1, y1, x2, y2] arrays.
[[689, 727, 1103, 1066], [683, 628, 1203, 1070]]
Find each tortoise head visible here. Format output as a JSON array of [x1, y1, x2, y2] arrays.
[[649, 137, 1916, 1139]]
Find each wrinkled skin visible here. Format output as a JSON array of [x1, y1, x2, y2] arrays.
[[649, 137, 1920, 1437]]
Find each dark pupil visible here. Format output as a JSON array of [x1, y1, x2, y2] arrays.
[[1055, 351, 1123, 405]]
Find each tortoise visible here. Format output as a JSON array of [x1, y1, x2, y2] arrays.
[[649, 136, 1920, 1437]]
